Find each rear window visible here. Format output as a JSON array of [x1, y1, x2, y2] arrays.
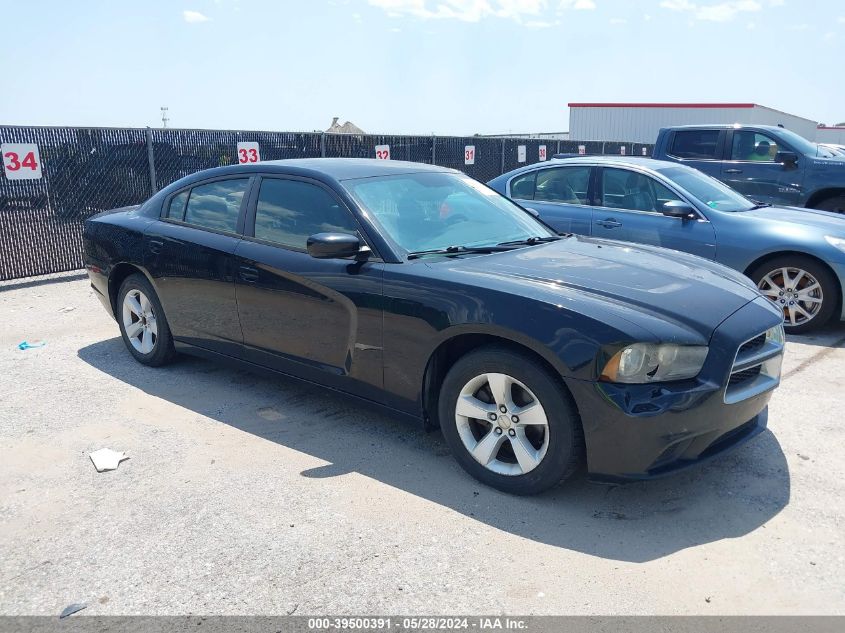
[[669, 130, 720, 160]]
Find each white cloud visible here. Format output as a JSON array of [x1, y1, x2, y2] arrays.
[[609, 17, 626, 24], [838, 16, 845, 23], [660, 0, 762, 22], [183, 10, 211, 23], [366, 0, 578, 23]]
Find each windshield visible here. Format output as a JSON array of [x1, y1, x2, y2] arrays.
[[775, 128, 836, 158], [342, 172, 553, 254], [656, 166, 756, 212]]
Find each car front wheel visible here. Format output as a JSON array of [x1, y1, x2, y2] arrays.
[[438, 346, 583, 495], [815, 195, 845, 214], [117, 274, 176, 366], [751, 256, 837, 334]]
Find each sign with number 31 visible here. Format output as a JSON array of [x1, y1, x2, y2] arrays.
[[2, 143, 43, 180]]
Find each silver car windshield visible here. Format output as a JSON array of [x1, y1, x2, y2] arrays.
[[342, 172, 554, 253], [657, 166, 756, 212]]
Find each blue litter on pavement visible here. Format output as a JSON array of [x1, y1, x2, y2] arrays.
[[18, 340, 46, 350]]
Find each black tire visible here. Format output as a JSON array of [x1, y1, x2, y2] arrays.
[[750, 256, 838, 334], [116, 273, 176, 366], [815, 195, 845, 214], [438, 346, 584, 495]]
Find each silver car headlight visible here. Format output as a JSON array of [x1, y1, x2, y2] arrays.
[[600, 343, 709, 383], [825, 235, 845, 254]]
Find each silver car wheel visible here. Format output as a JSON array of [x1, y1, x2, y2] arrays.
[[454, 372, 550, 476], [757, 266, 823, 328], [122, 289, 158, 354]]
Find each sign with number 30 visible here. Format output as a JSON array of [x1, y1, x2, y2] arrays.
[[2, 143, 43, 180]]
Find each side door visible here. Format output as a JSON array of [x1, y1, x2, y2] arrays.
[[234, 175, 385, 399], [721, 129, 805, 205], [144, 176, 252, 357], [591, 167, 716, 259], [507, 165, 594, 235], [663, 129, 725, 178]]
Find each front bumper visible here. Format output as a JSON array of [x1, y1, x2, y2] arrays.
[[567, 296, 784, 482]]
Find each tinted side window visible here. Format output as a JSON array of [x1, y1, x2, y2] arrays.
[[255, 179, 359, 250], [731, 131, 779, 162], [670, 130, 720, 159], [166, 190, 188, 220], [183, 179, 249, 233], [534, 167, 591, 204], [601, 168, 681, 212], [509, 172, 536, 200]]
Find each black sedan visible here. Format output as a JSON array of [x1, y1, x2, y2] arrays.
[[83, 159, 785, 494]]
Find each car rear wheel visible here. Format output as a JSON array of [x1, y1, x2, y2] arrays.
[[438, 346, 583, 495], [751, 256, 837, 334], [117, 274, 175, 366], [815, 195, 845, 214]]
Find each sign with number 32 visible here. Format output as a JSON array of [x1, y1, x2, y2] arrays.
[[237, 142, 261, 164], [2, 143, 43, 180]]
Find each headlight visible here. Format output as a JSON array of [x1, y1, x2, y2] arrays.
[[600, 343, 708, 383], [825, 235, 845, 253], [766, 323, 785, 346]]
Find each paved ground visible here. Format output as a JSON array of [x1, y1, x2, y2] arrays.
[[0, 277, 843, 616]]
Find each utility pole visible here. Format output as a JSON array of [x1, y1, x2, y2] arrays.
[[160, 107, 169, 129]]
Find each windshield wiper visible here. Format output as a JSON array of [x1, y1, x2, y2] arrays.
[[497, 235, 564, 247], [749, 203, 772, 210], [407, 244, 516, 260]]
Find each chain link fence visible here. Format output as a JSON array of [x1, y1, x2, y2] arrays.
[[0, 125, 653, 281]]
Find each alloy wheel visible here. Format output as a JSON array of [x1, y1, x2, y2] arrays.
[[757, 266, 823, 328], [454, 372, 550, 476], [122, 288, 158, 354]]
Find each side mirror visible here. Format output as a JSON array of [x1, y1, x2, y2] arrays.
[[776, 151, 798, 167], [306, 232, 362, 259], [661, 200, 696, 219]]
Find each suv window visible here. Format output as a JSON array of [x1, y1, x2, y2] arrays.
[[254, 178, 360, 250], [166, 190, 189, 220], [183, 179, 249, 232], [731, 131, 779, 162], [534, 167, 591, 204], [670, 130, 720, 159], [509, 172, 536, 200], [600, 168, 682, 213]]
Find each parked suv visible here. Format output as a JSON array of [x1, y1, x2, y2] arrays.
[[653, 124, 845, 213]]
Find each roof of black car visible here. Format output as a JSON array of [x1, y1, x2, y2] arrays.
[[662, 124, 784, 131], [257, 158, 458, 180]]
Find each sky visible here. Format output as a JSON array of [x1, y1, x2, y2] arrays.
[[2, 0, 844, 135]]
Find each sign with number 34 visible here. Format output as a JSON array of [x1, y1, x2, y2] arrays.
[[2, 143, 43, 180]]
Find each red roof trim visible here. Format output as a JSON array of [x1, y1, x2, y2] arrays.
[[568, 102, 756, 109]]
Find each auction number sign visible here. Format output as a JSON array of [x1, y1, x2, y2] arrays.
[[517, 145, 526, 163], [464, 145, 475, 165], [2, 143, 43, 180], [237, 142, 261, 164], [578, 145, 586, 155], [375, 145, 391, 160], [539, 145, 547, 161], [620, 145, 627, 156]]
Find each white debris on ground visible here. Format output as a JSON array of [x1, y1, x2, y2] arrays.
[[89, 448, 128, 473]]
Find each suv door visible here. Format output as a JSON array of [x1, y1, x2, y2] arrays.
[[664, 129, 725, 178], [507, 165, 594, 235], [721, 129, 805, 205], [234, 175, 385, 399], [591, 167, 716, 258], [144, 176, 252, 357]]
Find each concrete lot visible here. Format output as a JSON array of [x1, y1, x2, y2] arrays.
[[0, 277, 843, 615]]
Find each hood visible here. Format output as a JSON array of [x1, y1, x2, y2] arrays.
[[437, 236, 763, 340], [740, 205, 845, 235]]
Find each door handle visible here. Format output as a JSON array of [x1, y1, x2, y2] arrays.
[[596, 218, 622, 229], [238, 265, 259, 283], [148, 239, 163, 255], [724, 169, 743, 174]]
